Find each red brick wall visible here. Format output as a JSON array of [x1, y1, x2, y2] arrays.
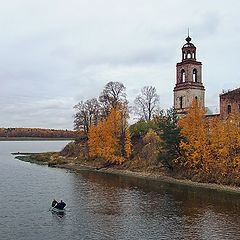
[[220, 89, 240, 119]]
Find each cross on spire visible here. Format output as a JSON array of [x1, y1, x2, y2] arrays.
[[186, 28, 191, 43]]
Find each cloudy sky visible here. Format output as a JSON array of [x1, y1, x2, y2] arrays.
[[1, 0, 240, 129]]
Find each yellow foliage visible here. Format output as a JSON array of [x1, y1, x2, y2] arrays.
[[178, 100, 209, 171], [124, 127, 132, 159], [88, 106, 132, 164], [178, 100, 240, 183], [140, 129, 161, 166]]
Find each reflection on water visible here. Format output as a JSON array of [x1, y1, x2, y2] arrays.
[[0, 141, 240, 240], [75, 171, 240, 240], [51, 210, 65, 218]]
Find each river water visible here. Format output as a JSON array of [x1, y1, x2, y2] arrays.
[[0, 141, 240, 240]]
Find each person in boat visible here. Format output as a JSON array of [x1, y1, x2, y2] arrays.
[[55, 200, 66, 210], [51, 199, 58, 208]]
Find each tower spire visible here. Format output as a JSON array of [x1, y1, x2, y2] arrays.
[[185, 28, 191, 43]]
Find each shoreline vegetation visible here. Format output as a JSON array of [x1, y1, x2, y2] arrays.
[[1, 137, 74, 141], [14, 151, 240, 195], [11, 81, 240, 194], [72, 82, 240, 188], [0, 128, 79, 139]]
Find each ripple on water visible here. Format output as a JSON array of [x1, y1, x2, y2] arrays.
[[0, 141, 240, 240]]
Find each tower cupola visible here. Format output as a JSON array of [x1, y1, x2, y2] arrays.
[[181, 34, 196, 61], [173, 33, 205, 116]]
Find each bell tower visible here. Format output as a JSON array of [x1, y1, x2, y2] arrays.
[[173, 34, 205, 115]]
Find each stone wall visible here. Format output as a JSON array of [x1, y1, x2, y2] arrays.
[[220, 88, 240, 119], [174, 87, 205, 114]]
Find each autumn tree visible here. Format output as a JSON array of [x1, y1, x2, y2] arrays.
[[208, 112, 240, 180], [99, 81, 127, 118], [178, 100, 209, 173], [178, 99, 240, 185], [73, 98, 100, 134], [134, 86, 160, 121], [124, 127, 132, 159], [88, 121, 105, 159], [88, 106, 131, 164], [140, 129, 162, 169], [130, 108, 181, 171]]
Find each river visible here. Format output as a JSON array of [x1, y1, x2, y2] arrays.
[[0, 141, 239, 240]]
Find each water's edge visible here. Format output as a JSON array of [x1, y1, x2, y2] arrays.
[[61, 164, 240, 195], [15, 154, 240, 195], [4, 141, 240, 240]]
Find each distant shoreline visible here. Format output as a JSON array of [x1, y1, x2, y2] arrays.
[[0, 137, 74, 141]]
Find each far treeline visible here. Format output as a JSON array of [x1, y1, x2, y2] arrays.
[[60, 81, 240, 186], [0, 128, 78, 139]]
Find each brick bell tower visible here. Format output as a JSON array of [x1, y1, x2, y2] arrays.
[[174, 34, 205, 116]]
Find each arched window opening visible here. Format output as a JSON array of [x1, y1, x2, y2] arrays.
[[227, 105, 231, 114], [193, 69, 197, 82], [195, 96, 198, 100], [187, 51, 191, 59], [182, 51, 186, 60], [181, 69, 185, 82], [180, 96, 183, 109], [193, 51, 196, 59]]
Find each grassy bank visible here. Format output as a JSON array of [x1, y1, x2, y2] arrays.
[[14, 152, 70, 166], [14, 152, 240, 195]]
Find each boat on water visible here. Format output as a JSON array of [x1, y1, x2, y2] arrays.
[[50, 207, 65, 214], [50, 199, 66, 214]]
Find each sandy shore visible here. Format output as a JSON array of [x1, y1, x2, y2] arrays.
[[54, 162, 240, 195]]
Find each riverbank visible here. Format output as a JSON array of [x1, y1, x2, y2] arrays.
[[57, 163, 240, 195], [14, 153, 240, 195]]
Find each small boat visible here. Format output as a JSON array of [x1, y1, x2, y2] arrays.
[[50, 207, 65, 214], [50, 200, 66, 215]]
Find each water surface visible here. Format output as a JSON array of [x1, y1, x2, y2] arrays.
[[0, 141, 239, 240]]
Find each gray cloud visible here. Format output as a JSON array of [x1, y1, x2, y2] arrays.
[[1, 0, 239, 128]]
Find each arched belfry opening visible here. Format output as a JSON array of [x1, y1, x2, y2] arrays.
[[227, 105, 231, 114], [182, 51, 185, 60], [174, 32, 205, 116], [193, 69, 197, 82], [180, 96, 183, 109], [181, 69, 185, 82]]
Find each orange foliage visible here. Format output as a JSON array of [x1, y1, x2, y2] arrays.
[[178, 100, 240, 184], [88, 107, 131, 164], [209, 113, 240, 176], [178, 100, 210, 171], [124, 127, 132, 159]]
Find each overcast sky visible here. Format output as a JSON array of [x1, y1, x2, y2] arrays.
[[1, 0, 240, 129]]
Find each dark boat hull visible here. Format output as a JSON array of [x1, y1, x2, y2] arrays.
[[50, 207, 65, 214]]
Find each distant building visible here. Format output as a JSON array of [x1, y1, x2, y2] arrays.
[[173, 34, 240, 119], [173, 34, 205, 116], [220, 88, 240, 119]]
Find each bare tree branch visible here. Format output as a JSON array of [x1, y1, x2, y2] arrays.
[[134, 86, 160, 121], [99, 81, 127, 118], [73, 98, 100, 134]]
